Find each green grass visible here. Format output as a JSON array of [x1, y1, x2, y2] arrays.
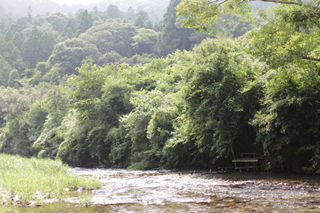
[[127, 160, 157, 170], [0, 154, 101, 206]]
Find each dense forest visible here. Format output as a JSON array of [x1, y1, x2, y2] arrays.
[[0, 0, 319, 174]]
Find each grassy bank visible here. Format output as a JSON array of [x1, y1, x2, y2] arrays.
[[0, 154, 101, 206]]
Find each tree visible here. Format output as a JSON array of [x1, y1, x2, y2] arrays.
[[126, 7, 136, 21], [145, 21, 153, 29], [168, 38, 262, 167], [43, 65, 61, 84], [13, 32, 25, 51], [45, 12, 68, 33], [244, 1, 320, 173], [136, 10, 149, 22], [57, 63, 132, 166], [157, 0, 198, 56], [63, 18, 77, 38], [27, 6, 33, 22], [47, 38, 100, 75], [106, 5, 123, 19], [79, 19, 136, 57], [118, 58, 175, 169], [8, 69, 20, 88], [11, 47, 25, 71], [5, 29, 13, 42], [98, 51, 122, 65], [21, 26, 56, 68], [176, 0, 320, 172], [0, 86, 45, 157], [78, 10, 93, 34], [251, 63, 320, 173], [134, 15, 145, 28], [32, 85, 70, 159], [0, 55, 12, 87], [247, 2, 320, 68], [132, 29, 159, 55]]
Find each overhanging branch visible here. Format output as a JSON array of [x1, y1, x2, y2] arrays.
[[302, 56, 320, 62], [258, 0, 301, 5], [212, 0, 301, 6]]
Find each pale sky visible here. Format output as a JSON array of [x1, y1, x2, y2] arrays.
[[51, 0, 147, 6], [51, 0, 102, 6]]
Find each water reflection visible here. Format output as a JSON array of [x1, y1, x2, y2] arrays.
[[8, 169, 320, 212]]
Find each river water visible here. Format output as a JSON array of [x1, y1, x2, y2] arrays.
[[7, 168, 320, 212]]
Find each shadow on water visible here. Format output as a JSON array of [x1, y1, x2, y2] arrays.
[[6, 169, 320, 213]]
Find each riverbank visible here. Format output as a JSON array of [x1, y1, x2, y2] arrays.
[[1, 167, 320, 212], [0, 154, 101, 206]]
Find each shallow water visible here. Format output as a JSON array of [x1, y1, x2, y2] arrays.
[[7, 169, 320, 212]]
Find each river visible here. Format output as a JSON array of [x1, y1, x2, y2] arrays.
[[6, 168, 320, 212]]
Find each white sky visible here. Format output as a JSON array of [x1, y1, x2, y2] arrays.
[[51, 0, 102, 6], [51, 0, 147, 6]]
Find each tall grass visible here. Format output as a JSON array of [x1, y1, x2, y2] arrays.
[[0, 154, 101, 205]]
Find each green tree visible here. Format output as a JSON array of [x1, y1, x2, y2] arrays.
[[43, 65, 61, 85], [251, 64, 320, 173], [136, 10, 149, 22], [11, 47, 25, 71], [0, 86, 45, 157], [106, 5, 123, 19], [21, 26, 56, 68], [5, 29, 13, 42], [119, 58, 175, 169], [98, 51, 122, 65], [157, 0, 197, 56], [8, 69, 20, 88], [57, 63, 132, 166], [132, 28, 159, 55], [13, 32, 25, 51], [45, 12, 68, 33], [79, 19, 136, 57], [0, 54, 12, 87], [32, 85, 70, 158], [245, 1, 320, 173], [134, 15, 145, 28], [167, 38, 263, 168], [63, 18, 77, 38], [47, 38, 100, 75], [78, 10, 93, 34], [145, 20, 153, 29], [176, 0, 320, 173], [126, 7, 136, 21], [27, 6, 33, 22], [247, 2, 320, 68]]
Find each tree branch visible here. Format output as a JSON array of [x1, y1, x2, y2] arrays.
[[217, 0, 230, 6], [211, 0, 301, 6], [301, 56, 320, 62], [256, 0, 301, 5]]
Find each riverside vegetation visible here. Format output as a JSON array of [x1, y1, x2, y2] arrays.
[[0, 154, 101, 206], [0, 0, 319, 180]]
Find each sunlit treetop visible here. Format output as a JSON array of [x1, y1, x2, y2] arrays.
[[177, 0, 320, 63], [176, 0, 306, 33]]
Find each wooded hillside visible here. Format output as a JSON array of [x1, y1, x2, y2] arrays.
[[0, 0, 319, 173]]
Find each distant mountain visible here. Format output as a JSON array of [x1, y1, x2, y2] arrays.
[[0, 0, 170, 21]]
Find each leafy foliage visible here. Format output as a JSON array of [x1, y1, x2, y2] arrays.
[[79, 19, 136, 57], [47, 38, 100, 75]]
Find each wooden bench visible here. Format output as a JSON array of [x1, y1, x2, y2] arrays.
[[232, 153, 259, 172]]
